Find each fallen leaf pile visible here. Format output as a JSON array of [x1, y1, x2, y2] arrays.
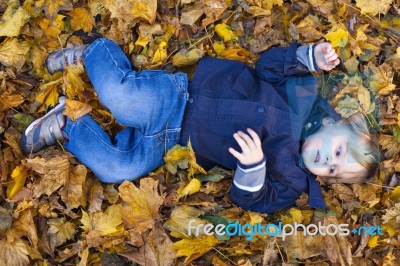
[[0, 0, 400, 265]]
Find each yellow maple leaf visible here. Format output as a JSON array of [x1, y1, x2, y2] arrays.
[[48, 217, 76, 247], [247, 6, 271, 17], [367, 235, 379, 248], [0, 88, 24, 112], [7, 165, 28, 199], [263, 0, 283, 10], [389, 186, 400, 203], [68, 7, 95, 33], [41, 0, 73, 19], [215, 23, 237, 42], [0, 38, 30, 70], [37, 15, 65, 39], [0, 0, 31, 37], [173, 235, 220, 263], [31, 45, 48, 73], [357, 86, 374, 114], [63, 65, 86, 98], [151, 41, 167, 64], [163, 205, 206, 238], [36, 80, 61, 112], [164, 143, 207, 178], [177, 178, 202, 200], [368, 62, 396, 96], [213, 41, 226, 55], [118, 178, 165, 233], [105, 0, 137, 41], [131, 0, 157, 24], [325, 28, 349, 48], [248, 211, 264, 225], [220, 47, 250, 62], [172, 48, 204, 67], [355, 0, 394, 16], [63, 99, 92, 121], [88, 0, 108, 16], [80, 204, 124, 236], [381, 223, 397, 237]]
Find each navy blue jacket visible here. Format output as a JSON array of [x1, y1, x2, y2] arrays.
[[179, 43, 341, 213]]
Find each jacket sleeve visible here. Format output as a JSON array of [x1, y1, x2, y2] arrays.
[[230, 172, 304, 214], [232, 156, 266, 192], [255, 42, 312, 85]]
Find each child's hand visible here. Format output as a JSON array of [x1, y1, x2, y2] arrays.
[[314, 42, 340, 71], [228, 128, 264, 165]]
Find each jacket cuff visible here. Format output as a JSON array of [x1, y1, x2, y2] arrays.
[[237, 155, 266, 171], [233, 156, 266, 192], [311, 44, 322, 72]]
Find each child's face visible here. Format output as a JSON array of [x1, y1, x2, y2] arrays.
[[301, 120, 367, 182]]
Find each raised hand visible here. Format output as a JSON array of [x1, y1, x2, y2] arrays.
[[314, 42, 340, 71], [228, 128, 264, 166]]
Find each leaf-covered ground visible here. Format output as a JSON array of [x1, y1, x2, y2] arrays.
[[1, 0, 400, 265]]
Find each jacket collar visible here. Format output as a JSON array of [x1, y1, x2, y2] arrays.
[[296, 98, 342, 210]]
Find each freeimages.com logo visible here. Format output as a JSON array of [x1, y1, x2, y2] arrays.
[[188, 220, 384, 241]]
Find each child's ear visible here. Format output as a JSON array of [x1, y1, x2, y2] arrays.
[[322, 117, 336, 126]]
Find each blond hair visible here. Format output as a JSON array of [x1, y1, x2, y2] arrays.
[[344, 112, 380, 182]]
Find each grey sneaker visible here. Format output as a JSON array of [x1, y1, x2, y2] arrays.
[[20, 97, 67, 154], [46, 45, 88, 74]]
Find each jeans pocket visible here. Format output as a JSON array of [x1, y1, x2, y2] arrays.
[[155, 128, 181, 146], [168, 73, 188, 95]]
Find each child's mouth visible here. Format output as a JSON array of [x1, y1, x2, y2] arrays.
[[314, 150, 320, 163]]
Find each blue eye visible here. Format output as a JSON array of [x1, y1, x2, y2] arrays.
[[329, 167, 335, 174], [336, 146, 341, 156]]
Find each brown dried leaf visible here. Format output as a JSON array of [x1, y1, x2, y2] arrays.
[[26, 155, 70, 197], [120, 223, 175, 266], [0, 238, 41, 266], [379, 134, 400, 158], [7, 209, 38, 249], [88, 178, 104, 213], [202, 0, 227, 27], [331, 184, 356, 202], [180, 2, 204, 26], [119, 178, 165, 233], [104, 184, 120, 204], [282, 234, 325, 261], [59, 164, 87, 210]]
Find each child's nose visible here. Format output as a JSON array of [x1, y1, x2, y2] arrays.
[[324, 155, 331, 165]]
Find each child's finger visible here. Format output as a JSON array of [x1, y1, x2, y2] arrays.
[[332, 58, 340, 65], [233, 133, 250, 153], [237, 131, 256, 150], [228, 147, 243, 161], [324, 49, 336, 59], [325, 53, 338, 62], [247, 128, 261, 147]]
